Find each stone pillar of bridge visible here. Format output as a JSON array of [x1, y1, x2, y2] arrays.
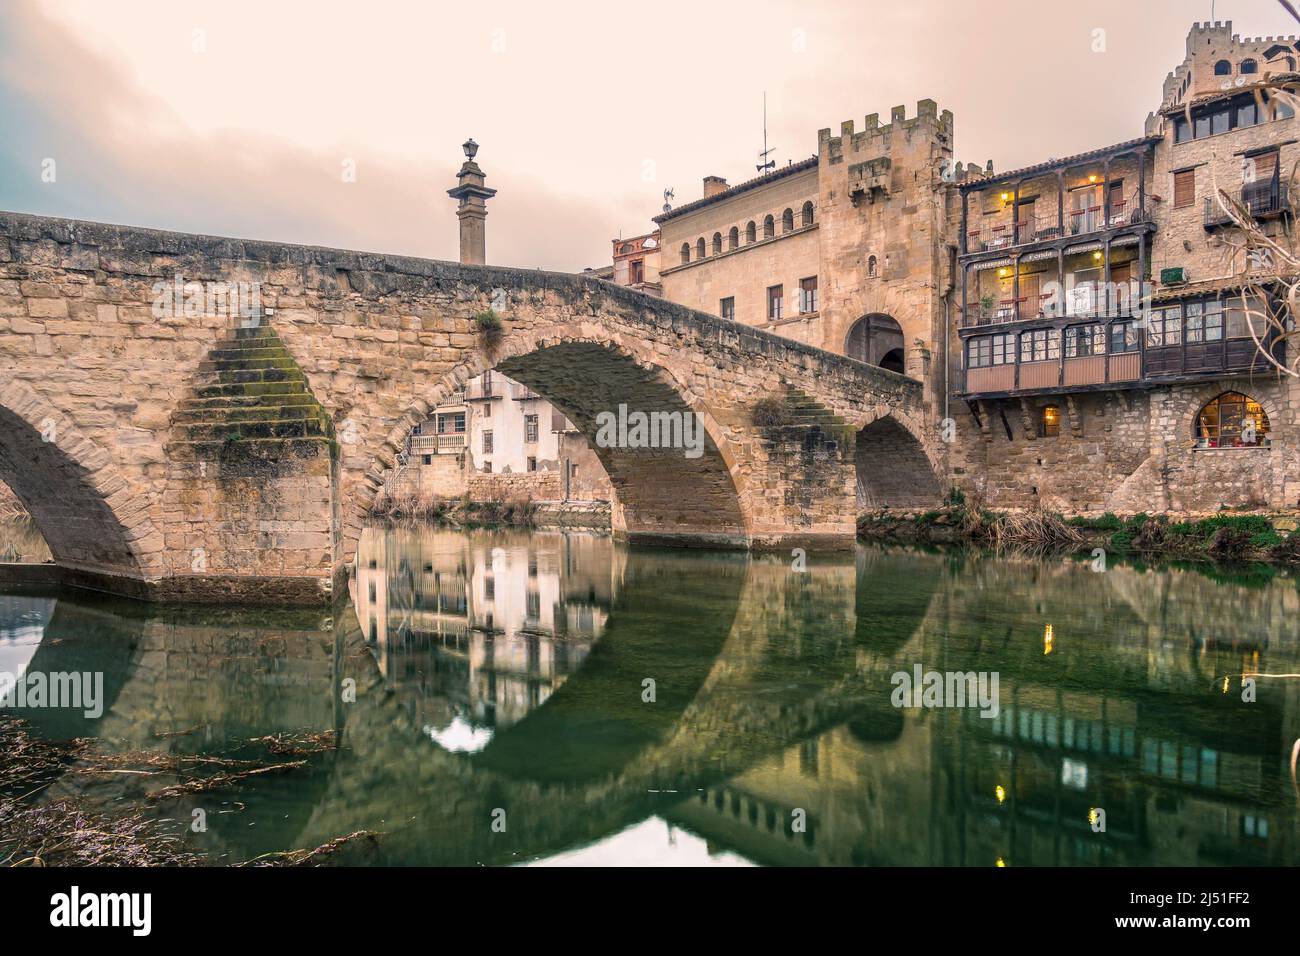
[[446, 138, 497, 266]]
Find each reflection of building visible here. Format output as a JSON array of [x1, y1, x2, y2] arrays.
[[353, 527, 617, 746], [666, 558, 1300, 867]]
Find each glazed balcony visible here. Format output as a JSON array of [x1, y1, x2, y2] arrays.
[[960, 301, 1286, 398]]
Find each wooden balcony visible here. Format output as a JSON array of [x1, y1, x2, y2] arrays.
[[962, 328, 1281, 398]]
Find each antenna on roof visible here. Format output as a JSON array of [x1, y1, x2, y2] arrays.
[[662, 187, 674, 214], [757, 92, 777, 174]]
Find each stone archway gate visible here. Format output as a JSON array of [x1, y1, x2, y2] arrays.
[[0, 212, 940, 604]]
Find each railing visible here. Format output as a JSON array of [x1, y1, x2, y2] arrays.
[[960, 285, 1141, 329], [410, 433, 466, 455], [965, 192, 1148, 253], [465, 380, 497, 400], [1204, 181, 1290, 227]]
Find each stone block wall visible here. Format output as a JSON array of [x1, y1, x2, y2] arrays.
[[466, 468, 561, 502]]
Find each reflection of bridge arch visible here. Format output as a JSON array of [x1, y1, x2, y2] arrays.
[[21, 542, 947, 866]]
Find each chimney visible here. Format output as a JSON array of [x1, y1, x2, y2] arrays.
[[446, 138, 497, 265], [703, 175, 729, 198]]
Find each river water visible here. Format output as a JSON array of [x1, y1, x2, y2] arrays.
[[2, 523, 1298, 866]]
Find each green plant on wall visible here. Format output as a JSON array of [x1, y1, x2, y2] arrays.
[[473, 309, 504, 343]]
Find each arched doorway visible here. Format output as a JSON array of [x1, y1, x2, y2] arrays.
[[846, 314, 905, 373]]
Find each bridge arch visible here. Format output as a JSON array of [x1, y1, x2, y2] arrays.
[[851, 410, 943, 511], [0, 377, 162, 580], [343, 325, 750, 562]]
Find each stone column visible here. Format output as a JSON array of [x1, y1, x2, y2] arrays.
[[446, 138, 497, 265]]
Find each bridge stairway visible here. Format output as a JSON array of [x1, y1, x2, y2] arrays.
[[169, 324, 337, 450]]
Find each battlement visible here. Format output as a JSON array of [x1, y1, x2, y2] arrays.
[[817, 99, 953, 159]]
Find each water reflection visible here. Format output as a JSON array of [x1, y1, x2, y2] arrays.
[[2, 530, 1298, 867]]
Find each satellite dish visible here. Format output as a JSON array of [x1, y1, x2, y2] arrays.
[[1235, 76, 1247, 86], [1221, 80, 1233, 90], [662, 187, 674, 214]]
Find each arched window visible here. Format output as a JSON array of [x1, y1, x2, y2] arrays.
[[802, 200, 815, 226], [781, 208, 794, 232], [712, 232, 723, 255], [1039, 405, 1060, 438], [1196, 392, 1271, 448], [696, 237, 706, 259], [1241, 59, 1258, 74], [845, 313, 905, 372], [1214, 59, 1233, 76], [680, 243, 690, 264], [746, 221, 757, 243], [868, 255, 879, 278], [763, 215, 775, 238], [728, 226, 739, 250]]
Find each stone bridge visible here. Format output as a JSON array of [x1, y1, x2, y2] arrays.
[[0, 211, 943, 604]]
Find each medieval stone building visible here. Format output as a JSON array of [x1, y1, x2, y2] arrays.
[[638, 20, 1300, 514]]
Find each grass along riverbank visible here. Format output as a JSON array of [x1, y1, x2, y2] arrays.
[[858, 504, 1300, 565]]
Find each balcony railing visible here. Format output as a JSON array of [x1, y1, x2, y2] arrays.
[[960, 288, 1139, 329], [465, 380, 498, 401], [411, 433, 466, 454], [1204, 181, 1290, 227], [965, 192, 1148, 253]]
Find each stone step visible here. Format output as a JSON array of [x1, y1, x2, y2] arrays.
[[197, 368, 308, 386], [195, 381, 306, 399], [181, 393, 320, 410], [206, 347, 295, 362], [198, 356, 301, 373], [173, 403, 322, 425], [170, 435, 337, 457], [177, 418, 332, 441]]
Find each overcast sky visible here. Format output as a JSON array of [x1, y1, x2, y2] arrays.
[[2, 0, 1297, 271]]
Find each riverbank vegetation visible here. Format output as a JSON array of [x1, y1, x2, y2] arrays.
[[858, 498, 1300, 566]]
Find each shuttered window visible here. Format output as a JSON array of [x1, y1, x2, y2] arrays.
[[1173, 169, 1196, 208]]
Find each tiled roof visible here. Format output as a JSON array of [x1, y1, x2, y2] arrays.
[[959, 136, 1162, 192], [653, 157, 818, 224]]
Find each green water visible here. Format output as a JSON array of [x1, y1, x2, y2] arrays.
[[2, 525, 1298, 866]]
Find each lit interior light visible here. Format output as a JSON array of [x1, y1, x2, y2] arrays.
[[1044, 624, 1054, 655], [1000, 192, 1011, 202], [995, 857, 1007, 868], [1088, 808, 1100, 826], [1088, 174, 1099, 183], [995, 785, 1007, 804], [1223, 676, 1231, 694], [1092, 251, 1103, 261]]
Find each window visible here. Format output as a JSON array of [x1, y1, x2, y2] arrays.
[[1109, 320, 1140, 353], [680, 243, 690, 264], [728, 226, 739, 249], [799, 276, 818, 313], [629, 259, 644, 284], [437, 412, 466, 434], [1245, 149, 1278, 184], [720, 296, 735, 321], [802, 201, 815, 226], [483, 402, 491, 418], [422, 454, 432, 465], [746, 221, 756, 243], [712, 232, 722, 255], [1039, 405, 1060, 438], [1241, 59, 1258, 74], [1173, 117, 1192, 143], [763, 215, 774, 238], [1196, 392, 1271, 448], [1225, 294, 1269, 338], [1173, 169, 1195, 208], [696, 238, 706, 259], [781, 208, 794, 232], [1147, 306, 1182, 346], [1019, 328, 1060, 363], [1214, 59, 1232, 75], [767, 284, 784, 320], [1184, 300, 1223, 342], [524, 414, 539, 443], [527, 456, 537, 472], [1065, 324, 1106, 357], [482, 429, 494, 454], [482, 460, 491, 473], [1236, 101, 1257, 128], [967, 334, 1015, 368]]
